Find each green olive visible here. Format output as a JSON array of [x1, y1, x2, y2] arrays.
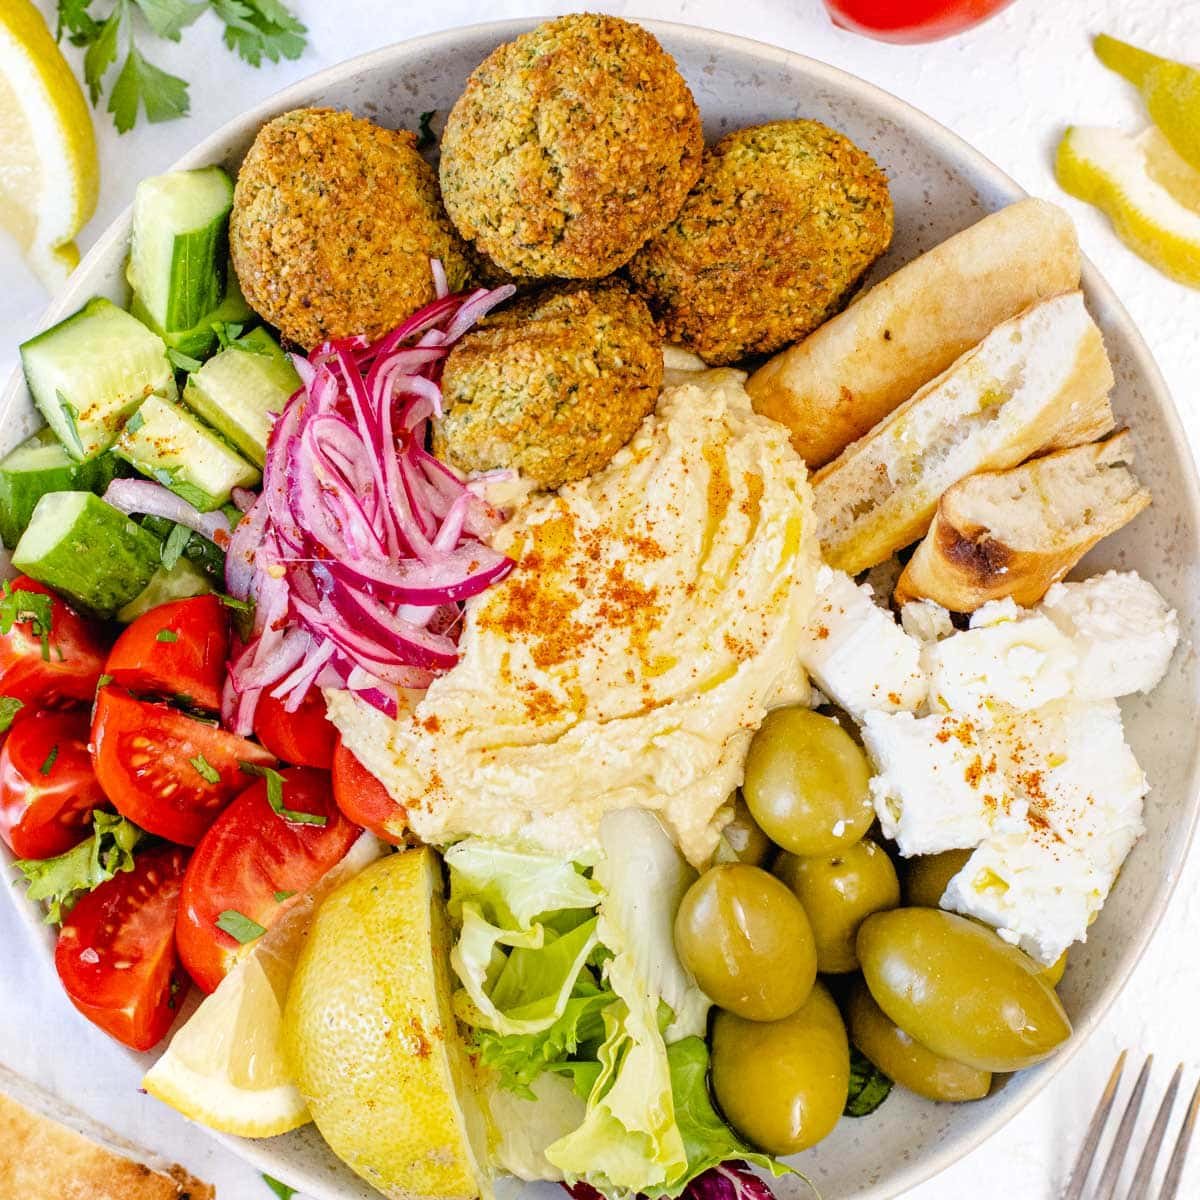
[[773, 840, 900, 973], [711, 981, 849, 1154], [743, 707, 874, 857], [1042, 950, 1069, 987], [714, 793, 773, 866], [847, 979, 991, 1102], [674, 864, 816, 1021], [857, 908, 1071, 1072], [902, 849, 972, 908]]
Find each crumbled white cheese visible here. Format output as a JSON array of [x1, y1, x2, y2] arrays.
[[801, 566, 927, 720], [861, 709, 1014, 856], [923, 600, 1078, 714], [900, 599, 956, 644], [1040, 571, 1179, 699]]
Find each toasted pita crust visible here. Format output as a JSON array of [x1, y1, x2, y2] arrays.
[[894, 431, 1150, 611], [746, 198, 1081, 467], [811, 292, 1115, 576], [0, 1065, 213, 1200]]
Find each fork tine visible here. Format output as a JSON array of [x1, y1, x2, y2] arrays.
[[1062, 1051, 1128, 1200], [1094, 1054, 1154, 1200], [1127, 1064, 1183, 1200], [1157, 1074, 1200, 1200]]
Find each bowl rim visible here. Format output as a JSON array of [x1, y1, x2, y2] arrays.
[[6, 15, 1200, 1200]]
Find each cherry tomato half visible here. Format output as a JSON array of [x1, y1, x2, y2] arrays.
[[0, 710, 106, 859], [177, 766, 361, 992], [91, 687, 275, 846], [332, 737, 407, 844], [0, 577, 108, 706], [105, 595, 228, 712], [253, 687, 337, 769], [823, 0, 1015, 43], [55, 845, 189, 1051]]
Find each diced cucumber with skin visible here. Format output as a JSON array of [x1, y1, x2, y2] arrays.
[[115, 396, 260, 512], [20, 298, 177, 462], [129, 261, 253, 363], [12, 492, 163, 618], [116, 557, 213, 622], [129, 167, 234, 334], [0, 429, 124, 549], [183, 327, 299, 467]]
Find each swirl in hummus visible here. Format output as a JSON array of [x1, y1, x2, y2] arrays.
[[328, 365, 818, 865]]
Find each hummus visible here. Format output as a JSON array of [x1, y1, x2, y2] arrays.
[[328, 367, 819, 864]]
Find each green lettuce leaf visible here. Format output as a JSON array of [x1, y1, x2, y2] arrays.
[[486, 1071, 589, 1183], [13, 811, 144, 924]]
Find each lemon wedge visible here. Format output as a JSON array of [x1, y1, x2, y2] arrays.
[[0, 0, 99, 290], [142, 833, 384, 1138], [1056, 124, 1200, 288], [283, 848, 492, 1200]]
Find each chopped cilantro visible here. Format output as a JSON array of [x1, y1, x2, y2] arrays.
[[189, 753, 221, 783], [156, 628, 180, 643], [216, 909, 266, 943], [0, 697, 23, 734], [0, 582, 53, 661], [39, 745, 59, 776], [240, 762, 327, 826]]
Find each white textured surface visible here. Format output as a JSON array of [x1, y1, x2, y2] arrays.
[[2, 2, 1199, 1198]]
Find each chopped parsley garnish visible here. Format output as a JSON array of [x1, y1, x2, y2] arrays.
[[189, 753, 221, 783], [156, 628, 180, 643], [273, 890, 295, 902], [0, 697, 23, 734], [216, 909, 267, 943], [240, 762, 327, 826], [0, 582, 53, 661], [161, 521, 192, 570], [39, 745, 59, 776], [262, 1174, 297, 1200], [417, 109, 436, 150], [57, 0, 307, 133], [167, 347, 203, 372]]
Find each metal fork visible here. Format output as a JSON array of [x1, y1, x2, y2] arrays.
[[1063, 1052, 1200, 1199]]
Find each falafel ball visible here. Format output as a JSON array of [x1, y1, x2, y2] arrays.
[[434, 281, 662, 490], [230, 107, 473, 349], [627, 120, 894, 365], [439, 15, 704, 280]]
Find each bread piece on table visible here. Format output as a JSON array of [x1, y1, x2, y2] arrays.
[[894, 431, 1150, 611], [746, 198, 1082, 468], [811, 291, 1115, 576], [0, 1064, 213, 1200]]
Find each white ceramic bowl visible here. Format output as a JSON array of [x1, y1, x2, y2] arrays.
[[3, 19, 1199, 1200]]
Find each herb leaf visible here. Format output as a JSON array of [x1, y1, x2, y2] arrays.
[[845, 1047, 893, 1118], [240, 762, 327, 826], [0, 582, 54, 662], [273, 889, 294, 902], [262, 1173, 297, 1200], [14, 811, 144, 925], [0, 697, 23, 734], [109, 44, 190, 133], [81, 5, 123, 104], [156, 629, 180, 643], [161, 521, 192, 570], [167, 347, 203, 372], [39, 745, 60, 776], [216, 908, 267, 943], [132, 0, 207, 41], [210, 0, 306, 68], [189, 753, 221, 783]]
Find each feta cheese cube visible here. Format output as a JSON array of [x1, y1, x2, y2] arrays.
[[801, 566, 927, 720], [862, 709, 1013, 856], [900, 599, 955, 645], [924, 600, 1078, 714], [943, 832, 1109, 965], [1040, 571, 1179, 698]]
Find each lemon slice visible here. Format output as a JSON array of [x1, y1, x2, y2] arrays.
[[0, 0, 99, 289], [283, 848, 493, 1200], [143, 833, 385, 1138], [1056, 124, 1200, 288]]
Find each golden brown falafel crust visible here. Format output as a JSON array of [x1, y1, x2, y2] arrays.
[[434, 281, 662, 489], [439, 14, 704, 279], [230, 107, 473, 349], [627, 120, 894, 365]]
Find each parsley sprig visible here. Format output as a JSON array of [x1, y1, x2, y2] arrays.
[[57, 0, 307, 134]]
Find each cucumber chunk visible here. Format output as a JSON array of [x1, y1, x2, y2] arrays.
[[0, 429, 123, 549], [129, 167, 234, 334], [13, 492, 163, 618], [115, 396, 260, 512], [20, 298, 176, 462], [116, 557, 213, 623], [183, 328, 299, 467], [130, 259, 252, 362]]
